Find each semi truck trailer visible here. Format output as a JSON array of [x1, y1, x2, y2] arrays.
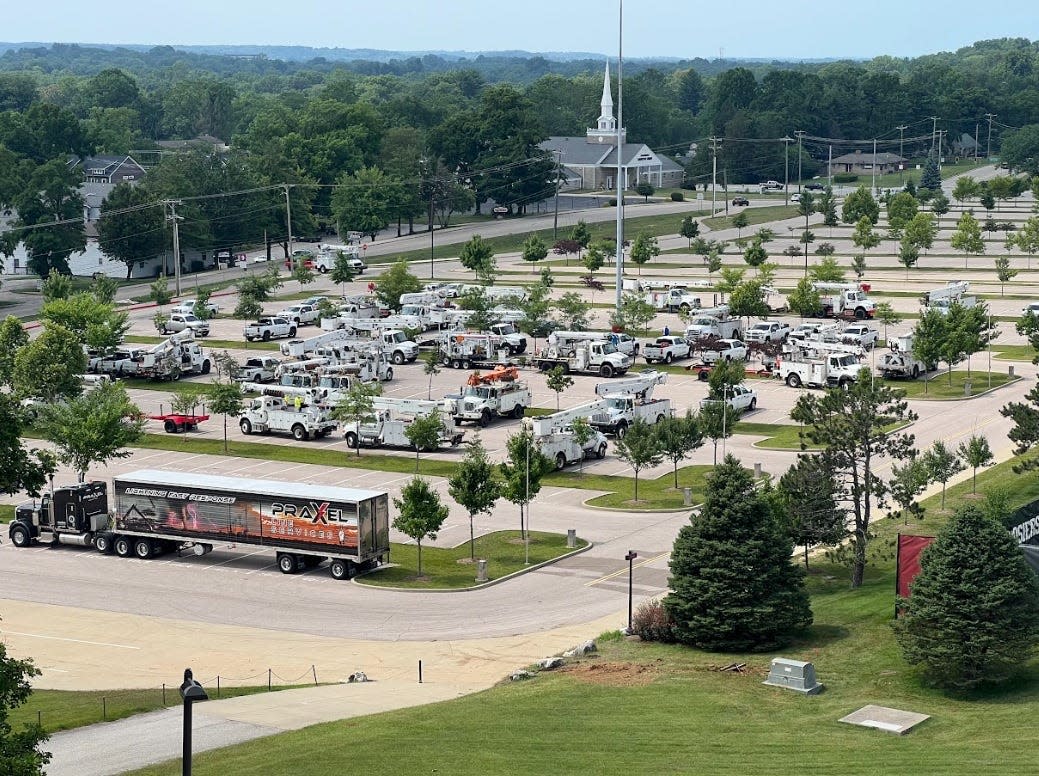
[[8, 470, 391, 580]]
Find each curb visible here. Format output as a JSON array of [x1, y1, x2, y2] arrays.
[[351, 540, 594, 593]]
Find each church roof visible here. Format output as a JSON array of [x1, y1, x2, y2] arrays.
[[542, 137, 682, 170]]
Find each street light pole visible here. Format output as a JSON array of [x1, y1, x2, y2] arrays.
[[283, 184, 294, 272], [780, 136, 793, 206], [614, 0, 625, 316], [625, 550, 638, 632], [179, 668, 209, 776], [794, 130, 805, 192], [524, 428, 530, 565]]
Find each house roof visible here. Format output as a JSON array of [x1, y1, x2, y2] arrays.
[[541, 137, 682, 171], [69, 154, 145, 176], [831, 151, 906, 165]]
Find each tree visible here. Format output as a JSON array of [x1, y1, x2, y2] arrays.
[[697, 399, 739, 465], [931, 191, 950, 217], [205, 381, 243, 453], [818, 187, 838, 229], [742, 239, 768, 271], [897, 235, 920, 278], [728, 279, 769, 323], [1015, 216, 1039, 270], [808, 255, 845, 283], [554, 291, 592, 331], [716, 266, 745, 301], [329, 251, 357, 296], [517, 282, 554, 349], [919, 152, 941, 192], [422, 348, 442, 400], [459, 235, 495, 280], [37, 381, 144, 482], [911, 308, 949, 394], [570, 220, 592, 254], [730, 210, 749, 238], [234, 296, 262, 320], [850, 254, 867, 279], [894, 505, 1039, 691], [655, 411, 704, 489], [952, 176, 980, 204], [448, 434, 501, 559], [96, 183, 165, 278], [778, 455, 846, 569], [613, 419, 663, 502], [331, 381, 382, 456], [150, 277, 173, 307], [814, 242, 835, 257], [951, 211, 985, 269], [545, 366, 574, 411], [679, 216, 699, 247], [374, 259, 422, 312], [40, 292, 128, 355], [635, 180, 655, 202], [629, 231, 660, 275], [995, 256, 1017, 296], [958, 435, 993, 494], [874, 301, 902, 345], [922, 440, 965, 512], [39, 270, 72, 302], [404, 413, 446, 471], [888, 454, 930, 526], [665, 454, 812, 651], [0, 394, 48, 499], [887, 192, 919, 241], [520, 233, 548, 273], [331, 165, 402, 241], [499, 427, 553, 539], [12, 324, 87, 402], [903, 212, 938, 255], [791, 370, 917, 587], [0, 640, 50, 776], [0, 316, 28, 387], [841, 186, 879, 225], [570, 416, 595, 474], [851, 215, 881, 263], [619, 292, 656, 336], [393, 477, 449, 577], [5, 159, 86, 276], [291, 263, 316, 287], [91, 274, 119, 305], [787, 277, 821, 319]]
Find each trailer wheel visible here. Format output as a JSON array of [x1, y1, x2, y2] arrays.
[[134, 539, 153, 559], [240, 418, 253, 435], [392, 351, 406, 365], [786, 373, 802, 388], [164, 419, 178, 434], [114, 537, 132, 557], [599, 364, 614, 378], [697, 370, 710, 382], [288, 326, 297, 337], [345, 431, 359, 448], [94, 533, 114, 554], [555, 452, 567, 470], [277, 552, 299, 574], [330, 558, 350, 580], [291, 424, 308, 441], [9, 524, 31, 548], [262, 330, 271, 342], [201, 360, 211, 375], [478, 409, 491, 428]]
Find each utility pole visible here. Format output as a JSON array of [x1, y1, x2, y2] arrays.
[[723, 168, 729, 215], [985, 113, 997, 160], [794, 130, 805, 192], [871, 138, 878, 193], [895, 124, 908, 185], [710, 136, 719, 215], [552, 149, 562, 240], [282, 184, 295, 273], [780, 136, 793, 206], [929, 116, 940, 155], [827, 144, 832, 187], [614, 0, 625, 314], [165, 200, 183, 296], [937, 130, 944, 173], [974, 122, 980, 163]]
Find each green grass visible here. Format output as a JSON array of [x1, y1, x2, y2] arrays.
[[10, 684, 316, 735], [359, 531, 586, 589], [0, 504, 14, 523], [732, 422, 818, 450], [702, 205, 800, 230], [992, 344, 1037, 362], [124, 550, 1039, 776], [577, 465, 713, 510], [124, 335, 280, 351], [886, 370, 1017, 399]]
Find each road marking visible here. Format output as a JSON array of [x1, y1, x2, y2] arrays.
[[584, 551, 670, 587], [199, 549, 267, 570], [3, 631, 141, 650]]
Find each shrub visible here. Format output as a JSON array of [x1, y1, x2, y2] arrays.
[[834, 173, 859, 183], [608, 198, 618, 206], [670, 191, 684, 201], [631, 599, 677, 643]]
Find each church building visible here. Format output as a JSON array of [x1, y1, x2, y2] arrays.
[[540, 62, 684, 191]]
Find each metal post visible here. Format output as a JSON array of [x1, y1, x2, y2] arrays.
[[283, 184, 294, 272], [553, 149, 562, 240], [985, 113, 996, 160], [795, 130, 805, 192], [524, 430, 530, 565], [167, 201, 183, 296], [429, 184, 435, 280], [828, 145, 832, 188], [896, 125, 907, 186], [871, 138, 877, 193], [625, 550, 638, 632], [781, 136, 793, 206], [182, 696, 192, 776], [614, 1, 625, 316], [710, 137, 718, 215]]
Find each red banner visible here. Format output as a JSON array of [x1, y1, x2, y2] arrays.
[[896, 534, 935, 599]]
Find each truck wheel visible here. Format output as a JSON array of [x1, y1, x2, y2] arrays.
[[115, 537, 132, 557], [479, 409, 491, 428], [164, 419, 178, 434], [262, 331, 271, 341], [291, 424, 308, 441], [656, 415, 665, 424], [240, 419, 253, 434], [599, 364, 614, 378], [9, 524, 31, 548], [384, 368, 393, 381], [277, 553, 299, 574], [134, 539, 153, 559], [451, 359, 461, 369], [330, 558, 350, 580], [392, 351, 405, 365], [201, 360, 211, 375], [596, 443, 607, 459], [555, 452, 567, 470], [664, 353, 673, 364], [453, 418, 462, 426], [94, 533, 114, 554], [319, 266, 329, 274], [749, 398, 757, 410], [786, 373, 802, 388], [698, 370, 709, 382], [855, 308, 867, 320], [911, 364, 920, 379], [288, 326, 297, 336], [511, 404, 525, 419], [345, 432, 359, 448], [615, 421, 628, 439]]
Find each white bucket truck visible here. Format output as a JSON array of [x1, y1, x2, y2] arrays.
[[529, 406, 609, 470], [589, 371, 673, 437], [442, 366, 531, 427], [342, 397, 465, 450]]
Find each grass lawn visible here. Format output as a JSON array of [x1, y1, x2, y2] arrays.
[[888, 370, 1017, 399], [124, 334, 279, 352], [358, 530, 586, 589], [0, 504, 14, 523], [577, 465, 713, 510], [10, 685, 316, 735], [702, 205, 799, 230], [124, 550, 1039, 776], [732, 422, 817, 450], [992, 344, 1037, 362]]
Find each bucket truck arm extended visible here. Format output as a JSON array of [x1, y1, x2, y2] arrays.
[[371, 397, 442, 417], [529, 401, 608, 437], [593, 370, 667, 402]]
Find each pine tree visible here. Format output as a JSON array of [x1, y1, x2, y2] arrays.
[[664, 455, 812, 651], [895, 505, 1039, 690]]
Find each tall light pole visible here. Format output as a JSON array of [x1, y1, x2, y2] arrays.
[[794, 130, 805, 192], [283, 184, 294, 272], [985, 113, 997, 160], [180, 668, 208, 776], [895, 124, 908, 186], [524, 426, 530, 565], [625, 550, 638, 633], [614, 0, 625, 315], [871, 138, 878, 193], [165, 200, 183, 296], [780, 136, 793, 205], [710, 136, 720, 215]]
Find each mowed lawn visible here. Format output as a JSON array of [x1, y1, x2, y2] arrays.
[[124, 563, 1039, 776]]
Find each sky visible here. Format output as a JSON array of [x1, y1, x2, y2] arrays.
[[5, 0, 1039, 60]]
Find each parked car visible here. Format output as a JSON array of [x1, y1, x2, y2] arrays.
[[804, 182, 825, 191], [791, 193, 802, 203], [1022, 302, 1039, 318], [841, 323, 879, 349], [346, 258, 367, 273], [170, 299, 219, 317], [745, 321, 791, 344], [160, 313, 209, 337], [758, 180, 783, 192], [731, 196, 749, 206], [700, 383, 758, 412]]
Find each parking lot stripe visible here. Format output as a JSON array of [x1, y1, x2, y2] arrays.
[[4, 630, 140, 650]]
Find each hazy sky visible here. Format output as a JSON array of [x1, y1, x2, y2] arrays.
[[7, 0, 1038, 60]]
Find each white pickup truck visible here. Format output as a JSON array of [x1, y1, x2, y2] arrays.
[[234, 356, 282, 383], [700, 383, 758, 412], [643, 336, 691, 364], [276, 304, 320, 326], [700, 339, 748, 365], [745, 321, 791, 344], [244, 317, 297, 342], [160, 313, 210, 337], [841, 323, 880, 350], [685, 315, 742, 340]]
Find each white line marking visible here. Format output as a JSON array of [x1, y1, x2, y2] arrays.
[[3, 631, 141, 650]]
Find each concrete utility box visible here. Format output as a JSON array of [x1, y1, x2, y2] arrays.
[[475, 559, 488, 583], [762, 658, 823, 695]]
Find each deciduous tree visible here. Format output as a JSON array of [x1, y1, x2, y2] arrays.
[[448, 434, 501, 559], [957, 435, 993, 494], [393, 478, 449, 577], [545, 366, 574, 411], [499, 427, 553, 539], [612, 418, 663, 502], [655, 411, 704, 489]]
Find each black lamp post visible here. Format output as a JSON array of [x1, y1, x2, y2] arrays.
[[624, 550, 638, 632], [180, 667, 209, 776]]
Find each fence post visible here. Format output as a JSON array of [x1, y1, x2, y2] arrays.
[[418, 660, 423, 684], [268, 668, 272, 691], [312, 665, 318, 686], [162, 683, 166, 706], [217, 675, 221, 698], [102, 697, 107, 721]]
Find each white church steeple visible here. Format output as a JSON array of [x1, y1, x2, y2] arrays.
[[587, 61, 625, 144]]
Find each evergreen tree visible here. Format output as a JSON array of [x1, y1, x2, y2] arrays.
[[665, 455, 812, 651], [895, 505, 1039, 690], [919, 152, 941, 192], [778, 455, 846, 570], [922, 440, 964, 511]]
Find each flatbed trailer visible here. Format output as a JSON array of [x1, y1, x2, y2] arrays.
[[147, 411, 210, 433]]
